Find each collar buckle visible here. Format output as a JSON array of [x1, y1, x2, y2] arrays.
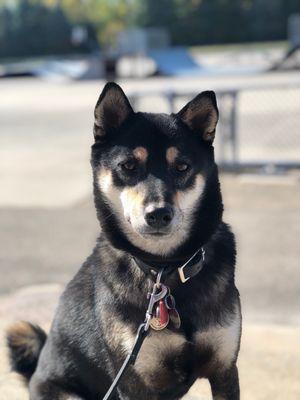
[[178, 265, 190, 283], [133, 247, 205, 283], [178, 247, 205, 283]]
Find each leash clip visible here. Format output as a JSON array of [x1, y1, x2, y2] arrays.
[[145, 268, 167, 330]]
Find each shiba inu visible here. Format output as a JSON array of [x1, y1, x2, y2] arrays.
[[7, 82, 241, 400]]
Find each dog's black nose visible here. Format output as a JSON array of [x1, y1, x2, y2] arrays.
[[144, 205, 174, 229]]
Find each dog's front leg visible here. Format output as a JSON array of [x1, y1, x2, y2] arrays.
[[208, 364, 240, 400]]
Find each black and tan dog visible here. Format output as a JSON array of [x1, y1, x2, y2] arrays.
[[7, 83, 241, 400]]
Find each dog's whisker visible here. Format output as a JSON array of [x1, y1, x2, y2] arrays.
[[102, 212, 114, 222]]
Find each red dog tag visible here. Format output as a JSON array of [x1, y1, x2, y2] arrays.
[[150, 300, 169, 331], [159, 299, 169, 326]]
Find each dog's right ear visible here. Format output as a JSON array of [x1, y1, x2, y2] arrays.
[[94, 82, 134, 141]]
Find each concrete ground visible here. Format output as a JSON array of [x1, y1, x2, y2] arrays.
[[0, 75, 300, 399]]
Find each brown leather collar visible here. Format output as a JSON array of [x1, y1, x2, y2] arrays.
[[133, 247, 205, 283]]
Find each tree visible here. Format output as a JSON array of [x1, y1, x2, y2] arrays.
[[0, 0, 75, 58], [54, 0, 139, 48], [1, 0, 300, 59]]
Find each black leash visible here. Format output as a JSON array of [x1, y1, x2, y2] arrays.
[[102, 323, 148, 400], [102, 269, 167, 400], [102, 247, 206, 400]]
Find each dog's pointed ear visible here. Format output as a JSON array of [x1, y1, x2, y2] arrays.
[[94, 82, 133, 140], [177, 91, 218, 142]]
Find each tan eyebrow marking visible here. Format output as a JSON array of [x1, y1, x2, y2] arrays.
[[133, 147, 148, 162], [166, 147, 179, 165]]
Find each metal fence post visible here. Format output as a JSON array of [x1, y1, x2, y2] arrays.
[[230, 91, 239, 168], [217, 93, 226, 166], [166, 91, 176, 113]]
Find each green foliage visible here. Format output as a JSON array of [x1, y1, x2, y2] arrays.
[[57, 0, 139, 48], [139, 0, 300, 45], [1, 0, 300, 58], [0, 0, 76, 58]]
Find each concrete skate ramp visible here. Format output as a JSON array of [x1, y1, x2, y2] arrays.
[[148, 47, 263, 76], [149, 47, 206, 76], [0, 56, 104, 80]]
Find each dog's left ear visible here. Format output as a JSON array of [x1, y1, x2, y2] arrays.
[[94, 82, 133, 140], [177, 91, 218, 142]]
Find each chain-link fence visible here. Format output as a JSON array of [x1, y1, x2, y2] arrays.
[[129, 84, 300, 169], [236, 86, 300, 167]]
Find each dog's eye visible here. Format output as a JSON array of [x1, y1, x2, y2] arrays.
[[121, 160, 136, 171], [175, 162, 189, 172]]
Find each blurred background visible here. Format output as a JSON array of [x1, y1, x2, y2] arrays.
[[0, 1, 300, 399]]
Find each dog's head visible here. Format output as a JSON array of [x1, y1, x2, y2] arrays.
[[91, 83, 223, 258]]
